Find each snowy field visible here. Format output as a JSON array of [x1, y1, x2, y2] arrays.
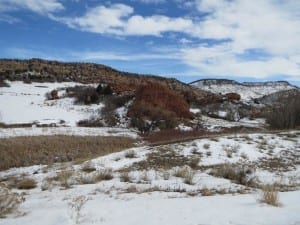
[[1, 131, 299, 225], [0, 81, 100, 126]]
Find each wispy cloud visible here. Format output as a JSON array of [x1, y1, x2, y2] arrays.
[[0, 0, 64, 14]]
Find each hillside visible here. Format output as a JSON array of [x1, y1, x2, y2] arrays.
[[0, 59, 299, 132], [0, 58, 209, 102], [190, 79, 298, 102]]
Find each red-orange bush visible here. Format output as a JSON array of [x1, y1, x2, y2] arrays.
[[128, 82, 192, 130]]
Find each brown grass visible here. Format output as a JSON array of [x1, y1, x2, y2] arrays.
[[0, 184, 25, 218], [259, 185, 280, 206], [16, 178, 37, 190], [0, 135, 135, 171]]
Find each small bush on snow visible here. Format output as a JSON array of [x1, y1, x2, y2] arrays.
[[173, 166, 195, 185], [259, 184, 280, 207]]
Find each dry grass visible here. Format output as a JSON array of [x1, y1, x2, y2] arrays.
[[259, 185, 280, 206], [0, 136, 135, 171], [173, 166, 195, 185], [81, 161, 96, 173], [77, 169, 114, 185], [210, 164, 256, 187], [16, 178, 37, 190], [50, 169, 74, 188], [0, 184, 25, 218]]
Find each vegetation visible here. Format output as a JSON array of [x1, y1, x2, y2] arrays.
[[127, 82, 192, 131], [265, 91, 300, 129], [0, 136, 134, 171], [0, 184, 25, 218], [259, 184, 280, 207]]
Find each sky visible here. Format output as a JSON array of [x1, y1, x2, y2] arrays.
[[0, 0, 299, 85]]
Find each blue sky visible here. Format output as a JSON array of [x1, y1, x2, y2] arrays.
[[0, 0, 299, 85]]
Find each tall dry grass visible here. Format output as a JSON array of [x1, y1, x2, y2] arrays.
[[0, 135, 134, 170]]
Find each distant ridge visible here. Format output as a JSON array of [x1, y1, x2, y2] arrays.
[[190, 78, 296, 88]]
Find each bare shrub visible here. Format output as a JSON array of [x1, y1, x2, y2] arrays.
[[67, 86, 100, 105], [52, 170, 74, 188], [0, 185, 25, 218], [259, 184, 280, 206], [265, 91, 300, 129], [173, 166, 195, 185], [69, 195, 88, 224]]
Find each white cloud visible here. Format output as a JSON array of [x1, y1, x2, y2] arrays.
[[71, 50, 180, 61], [56, 3, 194, 36], [58, 4, 133, 35], [0, 0, 64, 14], [180, 0, 300, 81]]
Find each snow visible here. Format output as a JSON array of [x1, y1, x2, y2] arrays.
[[200, 115, 266, 130], [0, 81, 102, 126], [1, 131, 299, 225], [0, 127, 138, 139], [1, 81, 300, 225]]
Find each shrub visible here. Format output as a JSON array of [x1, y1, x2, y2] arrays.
[[203, 143, 210, 149], [128, 82, 192, 131], [95, 169, 114, 181], [259, 184, 280, 206], [16, 178, 37, 190], [100, 95, 133, 127], [0, 185, 25, 218], [210, 164, 256, 187], [265, 91, 300, 129], [120, 172, 131, 182], [173, 166, 195, 185], [81, 161, 96, 173], [52, 170, 74, 188], [189, 156, 200, 169], [77, 169, 113, 185], [67, 86, 100, 105]]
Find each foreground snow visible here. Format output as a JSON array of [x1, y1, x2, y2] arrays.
[[3, 189, 300, 225], [0, 131, 299, 225]]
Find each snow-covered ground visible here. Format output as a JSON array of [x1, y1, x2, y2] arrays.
[[1, 131, 299, 225], [0, 81, 100, 126], [191, 80, 297, 102]]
